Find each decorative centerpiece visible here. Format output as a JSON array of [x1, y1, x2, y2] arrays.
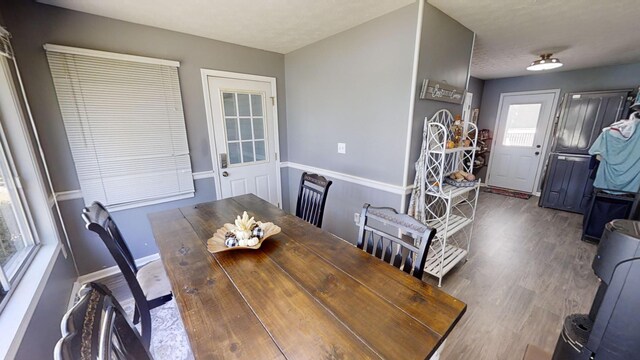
[[207, 211, 281, 253]]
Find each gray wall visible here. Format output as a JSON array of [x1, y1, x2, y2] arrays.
[[407, 3, 474, 184], [284, 3, 418, 185], [285, 168, 402, 244], [282, 3, 418, 243], [14, 252, 76, 360], [468, 76, 485, 111], [477, 62, 640, 185], [1, 0, 286, 275], [478, 62, 640, 138]]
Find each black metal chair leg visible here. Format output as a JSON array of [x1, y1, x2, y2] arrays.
[[133, 306, 140, 325]]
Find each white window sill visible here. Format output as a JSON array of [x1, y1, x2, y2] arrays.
[[0, 243, 60, 360]]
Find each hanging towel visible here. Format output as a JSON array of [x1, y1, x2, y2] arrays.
[[603, 112, 640, 139], [588, 122, 640, 193]]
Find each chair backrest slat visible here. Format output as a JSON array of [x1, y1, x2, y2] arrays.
[[81, 201, 152, 347], [383, 242, 393, 263], [295, 172, 333, 228], [357, 204, 436, 280], [54, 282, 152, 360]]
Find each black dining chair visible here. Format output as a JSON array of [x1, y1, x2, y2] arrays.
[[295, 172, 333, 228], [356, 204, 436, 279], [82, 201, 172, 347], [54, 282, 153, 360]]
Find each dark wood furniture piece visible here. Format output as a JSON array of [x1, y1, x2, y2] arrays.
[[82, 201, 172, 347], [582, 188, 640, 242], [295, 172, 332, 227], [357, 203, 436, 279], [148, 194, 466, 359], [54, 282, 152, 360], [540, 89, 632, 214]]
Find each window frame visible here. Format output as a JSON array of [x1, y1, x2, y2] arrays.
[[0, 59, 40, 312], [0, 30, 71, 359]]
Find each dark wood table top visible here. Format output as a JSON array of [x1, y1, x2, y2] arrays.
[[148, 194, 466, 359]]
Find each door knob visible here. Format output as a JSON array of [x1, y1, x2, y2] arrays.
[[535, 152, 540, 156], [536, 145, 541, 148], [222, 171, 229, 177]]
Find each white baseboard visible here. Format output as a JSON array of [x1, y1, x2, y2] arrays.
[[68, 253, 160, 309], [280, 161, 412, 195]]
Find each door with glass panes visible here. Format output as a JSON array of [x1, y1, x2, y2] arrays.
[[207, 76, 280, 206], [487, 91, 558, 193]]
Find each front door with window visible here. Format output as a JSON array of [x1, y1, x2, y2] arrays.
[[206, 75, 280, 205], [487, 91, 558, 193]]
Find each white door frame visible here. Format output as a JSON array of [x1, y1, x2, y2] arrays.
[[200, 69, 283, 207], [487, 89, 560, 194]]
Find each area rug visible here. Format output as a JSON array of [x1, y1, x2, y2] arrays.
[[481, 186, 532, 199], [121, 299, 194, 360]]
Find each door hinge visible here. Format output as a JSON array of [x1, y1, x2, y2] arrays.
[[275, 152, 279, 161], [270, 96, 275, 106]]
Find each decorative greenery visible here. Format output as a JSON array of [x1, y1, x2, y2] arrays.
[[0, 202, 17, 266]]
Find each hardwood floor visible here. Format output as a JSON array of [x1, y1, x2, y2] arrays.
[[428, 192, 599, 359], [100, 192, 600, 359]]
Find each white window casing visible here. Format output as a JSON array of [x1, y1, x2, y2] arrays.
[[45, 45, 194, 208]]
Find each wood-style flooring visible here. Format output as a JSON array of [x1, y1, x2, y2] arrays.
[[100, 192, 600, 359], [428, 192, 599, 359]]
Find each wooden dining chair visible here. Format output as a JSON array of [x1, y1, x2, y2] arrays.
[[54, 282, 152, 360], [357, 204, 436, 279], [82, 201, 172, 347], [295, 172, 333, 227]]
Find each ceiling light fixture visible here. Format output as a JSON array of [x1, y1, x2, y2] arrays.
[[526, 53, 563, 71]]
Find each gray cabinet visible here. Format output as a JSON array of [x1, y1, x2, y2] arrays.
[[541, 89, 631, 214], [541, 154, 593, 214], [552, 90, 629, 155]]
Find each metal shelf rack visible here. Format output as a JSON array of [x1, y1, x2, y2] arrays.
[[412, 109, 480, 287]]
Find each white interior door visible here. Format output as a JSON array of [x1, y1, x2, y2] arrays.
[[206, 75, 280, 205], [487, 91, 558, 193]]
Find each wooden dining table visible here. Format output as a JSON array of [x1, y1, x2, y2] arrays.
[[148, 194, 466, 359]]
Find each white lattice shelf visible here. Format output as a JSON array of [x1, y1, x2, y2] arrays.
[[428, 146, 479, 154], [426, 182, 480, 199], [414, 109, 479, 286], [425, 244, 468, 278], [426, 214, 472, 240]]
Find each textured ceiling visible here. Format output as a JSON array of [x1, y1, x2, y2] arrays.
[[38, 0, 414, 54], [429, 0, 640, 79]]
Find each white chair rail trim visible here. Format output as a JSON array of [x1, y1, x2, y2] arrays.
[[51, 170, 216, 205], [281, 161, 413, 195], [52, 168, 412, 206]]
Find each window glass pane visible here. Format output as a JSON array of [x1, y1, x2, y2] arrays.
[[0, 173, 27, 271], [239, 118, 253, 140], [228, 142, 241, 164], [225, 118, 238, 141], [222, 92, 236, 116], [251, 94, 263, 116], [255, 140, 266, 161], [241, 141, 254, 162], [253, 118, 264, 139], [502, 104, 541, 147], [237, 94, 251, 116]]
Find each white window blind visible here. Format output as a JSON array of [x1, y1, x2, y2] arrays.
[[45, 45, 194, 208]]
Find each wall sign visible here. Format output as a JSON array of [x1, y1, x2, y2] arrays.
[[419, 79, 465, 104]]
